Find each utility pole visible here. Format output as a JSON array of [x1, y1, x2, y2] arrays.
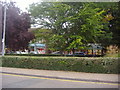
[[2, 2, 7, 56], [0, 5, 2, 55]]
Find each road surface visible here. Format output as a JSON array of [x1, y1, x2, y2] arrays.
[[2, 73, 119, 88]]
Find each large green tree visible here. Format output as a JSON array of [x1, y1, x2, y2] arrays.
[[29, 2, 116, 53]]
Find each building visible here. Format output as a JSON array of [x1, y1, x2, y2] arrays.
[[29, 43, 46, 54], [63, 43, 104, 56]]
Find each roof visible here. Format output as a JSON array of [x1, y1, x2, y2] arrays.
[[29, 43, 45, 47], [28, 28, 38, 32], [88, 46, 102, 50]]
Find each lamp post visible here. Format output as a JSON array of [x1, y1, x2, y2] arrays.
[[2, 1, 7, 56], [0, 5, 2, 54]]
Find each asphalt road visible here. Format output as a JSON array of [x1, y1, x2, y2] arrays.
[[2, 73, 119, 88]]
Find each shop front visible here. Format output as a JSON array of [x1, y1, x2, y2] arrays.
[[29, 43, 46, 54]]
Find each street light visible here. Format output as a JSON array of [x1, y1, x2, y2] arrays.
[[2, 1, 7, 56]]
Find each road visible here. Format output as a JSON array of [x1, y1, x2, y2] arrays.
[[2, 73, 119, 88]]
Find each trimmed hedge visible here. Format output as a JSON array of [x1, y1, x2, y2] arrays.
[[1, 56, 119, 74]]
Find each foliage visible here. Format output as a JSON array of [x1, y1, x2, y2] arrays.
[[93, 2, 120, 47], [108, 2, 120, 47], [0, 2, 34, 51], [31, 28, 53, 53], [1, 56, 119, 74], [104, 53, 120, 57], [31, 28, 52, 43], [29, 2, 115, 52], [48, 34, 67, 51]]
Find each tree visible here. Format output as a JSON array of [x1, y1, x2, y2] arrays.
[[29, 2, 114, 53], [0, 2, 34, 51], [91, 2, 120, 48], [31, 28, 53, 53], [108, 2, 120, 47]]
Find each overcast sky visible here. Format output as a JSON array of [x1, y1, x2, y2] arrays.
[[0, 0, 119, 12], [0, 0, 41, 11], [1, 0, 118, 12]]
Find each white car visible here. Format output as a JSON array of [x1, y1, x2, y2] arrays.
[[51, 51, 61, 54], [30, 51, 38, 54], [15, 51, 28, 54]]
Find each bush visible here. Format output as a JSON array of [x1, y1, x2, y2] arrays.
[[104, 53, 120, 57], [1, 56, 119, 74]]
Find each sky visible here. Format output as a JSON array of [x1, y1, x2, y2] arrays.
[[0, 0, 119, 12], [0, 0, 118, 11], [0, 0, 41, 11]]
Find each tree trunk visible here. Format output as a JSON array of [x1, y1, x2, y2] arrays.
[[60, 50, 63, 55], [45, 43, 48, 54], [72, 48, 75, 54]]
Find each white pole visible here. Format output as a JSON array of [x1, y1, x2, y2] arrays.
[[2, 2, 7, 56], [0, 5, 2, 54]]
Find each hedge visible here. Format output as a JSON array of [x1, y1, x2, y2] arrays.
[[1, 56, 119, 74]]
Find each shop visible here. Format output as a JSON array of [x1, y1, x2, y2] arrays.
[[29, 43, 46, 54]]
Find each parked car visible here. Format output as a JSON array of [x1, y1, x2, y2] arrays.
[[15, 51, 28, 54], [67, 52, 86, 57], [30, 51, 38, 54], [51, 51, 61, 55]]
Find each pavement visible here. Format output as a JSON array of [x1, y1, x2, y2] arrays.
[[0, 67, 119, 84]]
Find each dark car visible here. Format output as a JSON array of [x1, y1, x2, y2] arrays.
[[67, 52, 86, 57]]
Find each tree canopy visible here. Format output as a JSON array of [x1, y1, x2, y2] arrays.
[[0, 2, 34, 51], [29, 2, 120, 53]]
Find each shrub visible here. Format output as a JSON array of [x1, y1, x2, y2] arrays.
[[1, 56, 119, 74]]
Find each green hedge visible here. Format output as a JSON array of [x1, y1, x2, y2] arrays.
[[1, 56, 119, 74]]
